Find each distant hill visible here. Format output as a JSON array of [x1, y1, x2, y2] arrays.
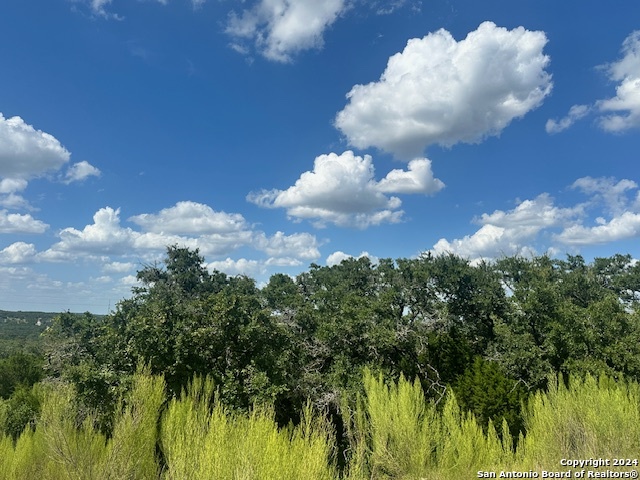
[[0, 310, 59, 356], [0, 310, 57, 336]]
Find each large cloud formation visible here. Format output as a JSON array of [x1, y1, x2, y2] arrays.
[[247, 150, 444, 228], [37, 202, 320, 267], [335, 21, 552, 158]]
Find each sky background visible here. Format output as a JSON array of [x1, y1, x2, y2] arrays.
[[1, 0, 639, 313]]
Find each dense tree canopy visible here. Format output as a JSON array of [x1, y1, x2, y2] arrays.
[[17, 246, 640, 442]]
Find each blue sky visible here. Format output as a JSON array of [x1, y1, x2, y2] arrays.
[[1, 0, 639, 313]]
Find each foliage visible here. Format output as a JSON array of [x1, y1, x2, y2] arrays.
[[35, 245, 640, 475], [0, 352, 43, 399]]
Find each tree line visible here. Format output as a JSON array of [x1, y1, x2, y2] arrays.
[[2, 246, 640, 461]]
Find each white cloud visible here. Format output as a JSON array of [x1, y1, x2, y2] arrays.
[[0, 194, 30, 210], [0, 178, 28, 194], [102, 261, 135, 273], [0, 114, 99, 209], [0, 242, 37, 264], [0, 114, 70, 179], [265, 257, 303, 267], [597, 31, 640, 132], [431, 176, 640, 259], [64, 161, 101, 183], [572, 176, 638, 216], [0, 210, 48, 234], [431, 194, 582, 261], [553, 177, 640, 245], [247, 151, 443, 228], [40, 202, 321, 277], [326, 250, 378, 267], [377, 158, 445, 194], [50, 207, 135, 256], [226, 0, 347, 62], [335, 22, 552, 158], [42, 205, 254, 259], [254, 231, 321, 259], [546, 104, 591, 134], [556, 212, 640, 245], [0, 179, 30, 210], [192, 0, 206, 9], [207, 258, 264, 277], [130, 201, 249, 234]]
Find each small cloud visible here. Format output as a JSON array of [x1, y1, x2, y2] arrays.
[[546, 104, 591, 134], [597, 31, 640, 132], [207, 258, 264, 277], [226, 0, 348, 62], [0, 210, 48, 234], [326, 250, 378, 267], [63, 161, 101, 183], [248, 151, 443, 228], [0, 242, 37, 265]]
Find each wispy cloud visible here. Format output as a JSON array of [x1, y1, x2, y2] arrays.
[[546, 104, 591, 134]]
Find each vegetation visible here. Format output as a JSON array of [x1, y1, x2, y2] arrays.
[[1, 369, 639, 479], [1, 246, 640, 478]]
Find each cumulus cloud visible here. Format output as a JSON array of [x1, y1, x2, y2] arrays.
[[50, 207, 136, 257], [597, 31, 640, 132], [556, 212, 640, 245], [0, 114, 100, 209], [207, 258, 264, 277], [226, 0, 347, 62], [326, 250, 378, 267], [546, 104, 591, 134], [254, 231, 321, 259], [432, 176, 640, 260], [335, 22, 552, 158], [40, 202, 321, 277], [0, 210, 48, 234], [377, 158, 445, 194], [431, 194, 582, 260], [554, 176, 640, 245], [64, 161, 101, 183], [571, 176, 638, 216], [0, 179, 30, 209], [129, 201, 249, 234], [0, 178, 28, 194], [0, 242, 37, 264], [0, 114, 70, 179], [247, 151, 443, 228], [102, 261, 135, 274]]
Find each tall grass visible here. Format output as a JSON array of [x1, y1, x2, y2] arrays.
[[520, 373, 640, 469], [160, 376, 337, 479], [342, 370, 640, 479], [0, 368, 164, 480], [2, 370, 640, 479]]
